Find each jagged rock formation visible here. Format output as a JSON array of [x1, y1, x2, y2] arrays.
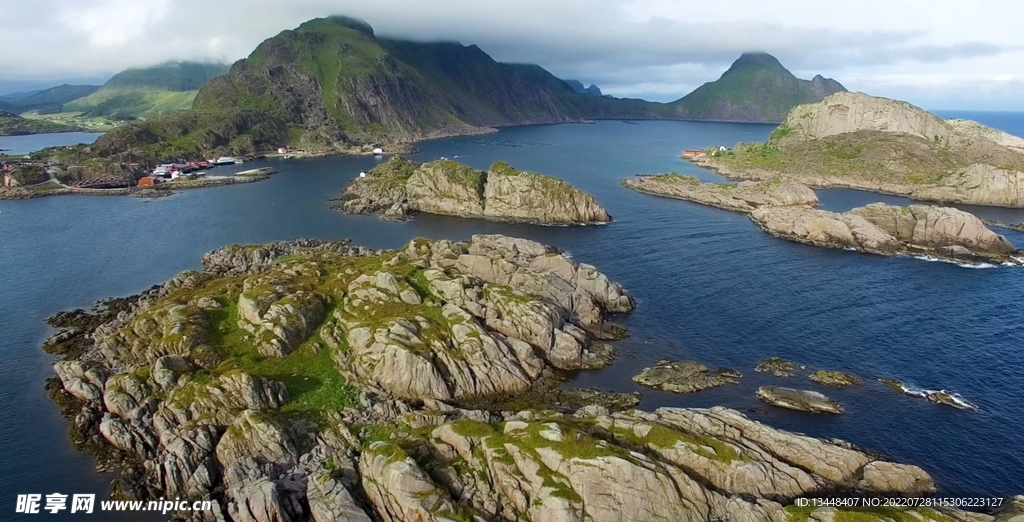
[[632, 360, 740, 393], [750, 202, 1021, 264], [668, 52, 846, 123], [621, 173, 818, 212], [696, 92, 1024, 207], [337, 157, 611, 224], [45, 235, 1020, 521]]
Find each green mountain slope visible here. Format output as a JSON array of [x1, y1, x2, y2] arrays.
[[0, 85, 101, 114], [95, 16, 664, 159], [193, 17, 662, 143], [669, 52, 846, 123], [65, 61, 228, 119]]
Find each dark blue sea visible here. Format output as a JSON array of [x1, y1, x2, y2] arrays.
[[2, 114, 1023, 520]]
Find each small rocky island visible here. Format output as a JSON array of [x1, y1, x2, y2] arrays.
[[43, 234, 1021, 522], [621, 172, 1020, 264], [336, 157, 611, 224], [751, 203, 1021, 264], [621, 174, 818, 212]]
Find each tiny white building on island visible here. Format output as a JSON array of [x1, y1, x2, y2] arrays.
[[359, 172, 367, 178]]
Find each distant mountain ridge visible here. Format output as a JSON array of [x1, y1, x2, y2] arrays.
[[93, 16, 663, 159], [668, 52, 846, 123], [85, 19, 849, 159], [0, 85, 101, 114], [64, 61, 229, 119], [565, 80, 603, 96]]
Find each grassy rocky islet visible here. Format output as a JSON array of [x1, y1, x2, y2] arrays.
[[44, 234, 1020, 522]]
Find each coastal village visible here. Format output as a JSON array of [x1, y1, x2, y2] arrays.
[[0, 143, 389, 198]]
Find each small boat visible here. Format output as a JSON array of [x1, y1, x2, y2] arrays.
[[213, 157, 238, 166], [372, 148, 384, 156]]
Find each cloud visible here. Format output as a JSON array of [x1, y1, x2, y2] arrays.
[[0, 0, 1022, 109]]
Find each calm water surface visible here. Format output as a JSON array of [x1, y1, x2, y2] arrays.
[[3, 116, 1024, 520], [0, 132, 104, 156]]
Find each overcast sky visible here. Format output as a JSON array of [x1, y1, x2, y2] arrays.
[[1, 0, 1022, 110]]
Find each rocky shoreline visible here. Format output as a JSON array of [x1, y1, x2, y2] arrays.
[[336, 157, 611, 225], [43, 235, 1023, 522]]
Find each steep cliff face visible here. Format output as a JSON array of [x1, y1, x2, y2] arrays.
[[337, 157, 611, 224], [668, 52, 846, 123]]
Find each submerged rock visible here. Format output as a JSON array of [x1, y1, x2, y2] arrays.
[[809, 370, 861, 387], [632, 360, 741, 393], [336, 157, 612, 224], [621, 174, 818, 212], [757, 386, 844, 414], [879, 378, 978, 411], [755, 357, 801, 377]]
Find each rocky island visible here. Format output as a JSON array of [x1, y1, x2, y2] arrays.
[[694, 92, 1024, 208], [751, 202, 1021, 264], [337, 157, 611, 224], [621, 173, 818, 212], [44, 234, 1022, 522], [621, 171, 1020, 264]]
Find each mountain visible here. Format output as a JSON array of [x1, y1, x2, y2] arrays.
[[63, 61, 228, 119], [565, 80, 603, 96], [0, 110, 85, 136], [93, 16, 663, 159], [0, 84, 101, 114], [668, 52, 846, 123]]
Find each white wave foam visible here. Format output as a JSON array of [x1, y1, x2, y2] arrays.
[[910, 255, 997, 269], [889, 382, 979, 411]]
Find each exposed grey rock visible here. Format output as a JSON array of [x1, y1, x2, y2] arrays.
[[757, 386, 844, 414], [54, 360, 106, 401], [632, 360, 741, 393], [622, 174, 818, 212], [755, 357, 800, 377], [809, 370, 861, 387]]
